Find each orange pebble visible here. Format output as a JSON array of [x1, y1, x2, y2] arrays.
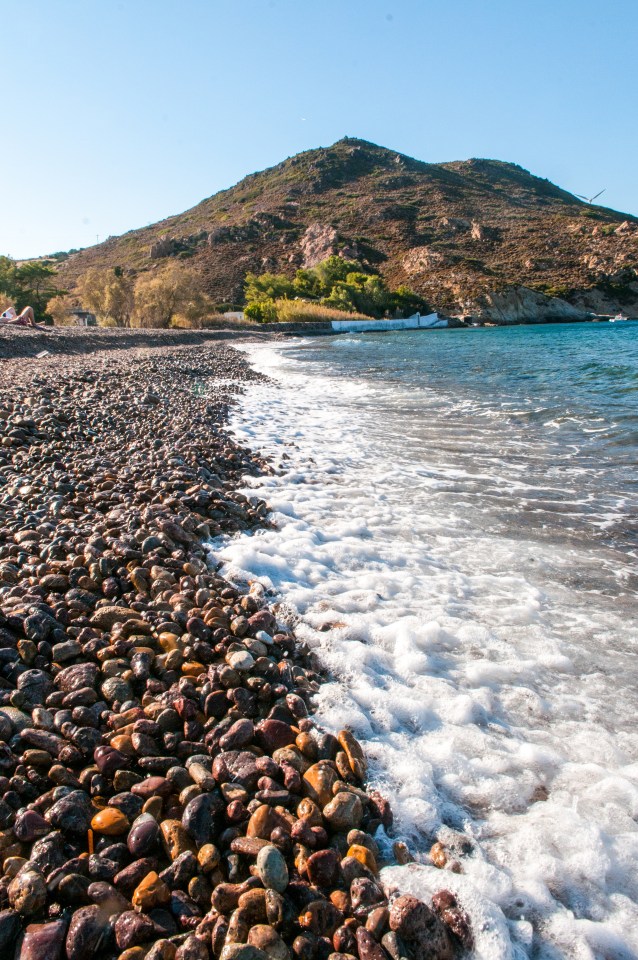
[[330, 889, 350, 913], [346, 843, 377, 874], [91, 807, 129, 835], [181, 661, 205, 677]]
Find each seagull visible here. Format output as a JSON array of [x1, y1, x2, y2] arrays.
[[576, 189, 606, 204]]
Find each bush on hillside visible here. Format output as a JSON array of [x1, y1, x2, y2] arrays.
[[244, 255, 429, 321]]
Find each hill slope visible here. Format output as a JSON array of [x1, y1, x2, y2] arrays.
[[58, 138, 638, 320]]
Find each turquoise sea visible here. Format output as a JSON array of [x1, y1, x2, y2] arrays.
[[221, 321, 638, 960]]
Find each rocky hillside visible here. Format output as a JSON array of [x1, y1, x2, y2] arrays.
[[58, 138, 638, 321]]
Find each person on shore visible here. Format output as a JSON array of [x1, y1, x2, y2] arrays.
[[0, 305, 40, 327]]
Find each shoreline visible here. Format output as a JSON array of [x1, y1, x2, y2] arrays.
[[1, 313, 633, 362], [0, 340, 468, 960]]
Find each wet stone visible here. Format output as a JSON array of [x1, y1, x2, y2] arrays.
[[389, 895, 453, 960], [91, 807, 130, 835], [306, 849, 340, 887], [356, 927, 391, 960], [19, 919, 67, 960], [8, 868, 47, 915], [45, 790, 93, 834], [323, 792, 363, 832], [347, 844, 377, 874], [65, 904, 111, 960], [302, 762, 339, 809], [431, 889, 474, 950], [132, 871, 171, 912], [128, 812, 161, 857], [115, 910, 156, 950]]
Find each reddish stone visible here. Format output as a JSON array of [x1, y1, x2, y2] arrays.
[[306, 849, 340, 888], [131, 776, 172, 799], [256, 719, 296, 753], [356, 927, 392, 960]]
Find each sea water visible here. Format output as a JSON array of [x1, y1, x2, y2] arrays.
[[216, 322, 638, 960]]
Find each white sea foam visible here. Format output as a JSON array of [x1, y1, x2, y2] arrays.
[[217, 339, 638, 959]]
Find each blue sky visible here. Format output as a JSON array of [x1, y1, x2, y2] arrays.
[[2, 0, 636, 259]]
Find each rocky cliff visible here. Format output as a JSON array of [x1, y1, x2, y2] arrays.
[[57, 139, 638, 321]]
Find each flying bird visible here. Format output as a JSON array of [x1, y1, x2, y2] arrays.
[[576, 189, 606, 204]]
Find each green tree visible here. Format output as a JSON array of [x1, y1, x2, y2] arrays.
[[389, 285, 431, 317], [313, 256, 360, 293], [245, 298, 278, 323], [244, 271, 295, 304], [292, 268, 322, 299], [0, 256, 63, 323], [322, 283, 358, 313]]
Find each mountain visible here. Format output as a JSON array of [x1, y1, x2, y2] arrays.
[[58, 138, 638, 321]]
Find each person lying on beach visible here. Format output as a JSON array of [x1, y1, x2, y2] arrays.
[[0, 305, 40, 327]]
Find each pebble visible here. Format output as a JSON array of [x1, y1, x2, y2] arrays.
[[226, 649, 255, 672], [302, 762, 340, 808], [247, 924, 291, 959], [347, 844, 378, 874], [91, 807, 130, 835], [389, 895, 453, 960], [132, 872, 171, 911], [256, 844, 289, 893], [324, 791, 363, 831], [65, 904, 110, 960], [127, 812, 161, 856], [115, 910, 156, 949], [19, 919, 67, 960], [8, 869, 47, 915]]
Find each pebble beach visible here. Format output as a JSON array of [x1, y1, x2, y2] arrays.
[[0, 335, 467, 960]]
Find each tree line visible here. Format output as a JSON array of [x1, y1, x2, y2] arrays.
[[1, 253, 430, 328], [49, 263, 213, 328]]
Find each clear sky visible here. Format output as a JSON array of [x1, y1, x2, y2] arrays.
[[3, 0, 636, 260]]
